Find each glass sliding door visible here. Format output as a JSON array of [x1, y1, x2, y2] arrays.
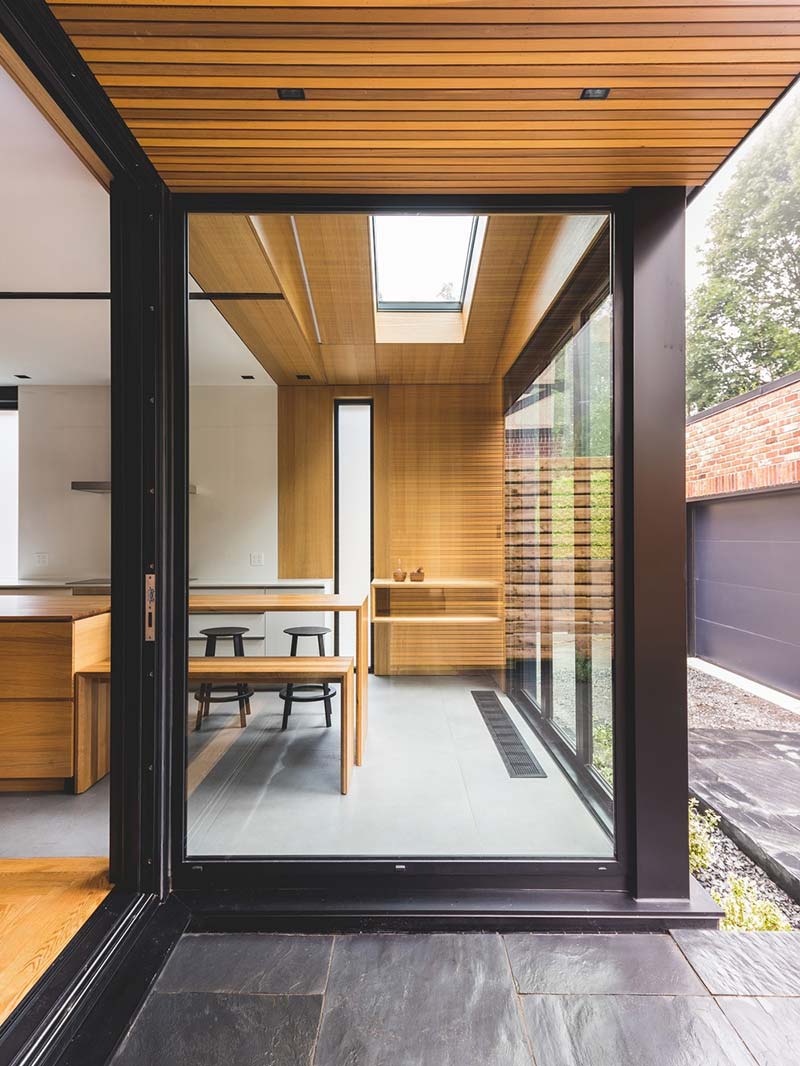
[[504, 220, 615, 830]]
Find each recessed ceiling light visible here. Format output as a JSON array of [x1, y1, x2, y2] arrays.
[[241, 374, 255, 380], [14, 373, 31, 379], [296, 374, 311, 380], [580, 88, 610, 100], [278, 87, 305, 101]]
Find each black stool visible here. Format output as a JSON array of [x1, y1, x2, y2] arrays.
[[280, 626, 335, 731], [194, 626, 254, 732]]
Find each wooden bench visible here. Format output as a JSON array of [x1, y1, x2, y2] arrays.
[[76, 656, 355, 795]]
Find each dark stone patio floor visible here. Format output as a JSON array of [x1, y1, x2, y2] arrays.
[[111, 930, 800, 1065], [690, 727, 800, 901]]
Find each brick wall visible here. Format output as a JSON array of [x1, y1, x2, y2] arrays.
[[686, 373, 800, 499]]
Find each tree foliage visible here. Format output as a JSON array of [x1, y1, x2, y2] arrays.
[[687, 96, 800, 414]]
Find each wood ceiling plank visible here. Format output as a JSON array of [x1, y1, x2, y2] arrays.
[[47, 0, 800, 193], [248, 213, 318, 347], [50, 6, 800, 27], [189, 213, 281, 292], [495, 214, 608, 379], [320, 343, 378, 384], [293, 215, 375, 348], [188, 213, 325, 383]]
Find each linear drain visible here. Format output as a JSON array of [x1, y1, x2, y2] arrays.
[[471, 691, 546, 779]]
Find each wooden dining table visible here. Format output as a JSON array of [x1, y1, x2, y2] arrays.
[[188, 592, 370, 765]]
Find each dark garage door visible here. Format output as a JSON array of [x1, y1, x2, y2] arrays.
[[690, 490, 800, 698]]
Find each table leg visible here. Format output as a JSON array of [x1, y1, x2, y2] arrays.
[[355, 599, 368, 765], [341, 663, 354, 795]]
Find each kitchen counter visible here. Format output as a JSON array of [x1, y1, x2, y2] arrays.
[[0, 599, 111, 794], [0, 596, 110, 621]]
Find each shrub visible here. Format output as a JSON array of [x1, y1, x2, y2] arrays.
[[689, 798, 720, 874], [592, 721, 614, 786], [712, 876, 792, 932]]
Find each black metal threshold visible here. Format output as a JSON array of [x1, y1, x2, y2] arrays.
[[177, 881, 720, 934], [0, 892, 189, 1066]]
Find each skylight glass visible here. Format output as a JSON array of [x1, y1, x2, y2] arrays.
[[372, 215, 478, 311]]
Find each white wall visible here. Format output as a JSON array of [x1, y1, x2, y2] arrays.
[[189, 386, 278, 582], [15, 384, 280, 583], [0, 411, 19, 579], [18, 386, 110, 580]]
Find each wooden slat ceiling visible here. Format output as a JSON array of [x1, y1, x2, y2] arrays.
[[48, 1, 800, 194], [188, 211, 605, 385]]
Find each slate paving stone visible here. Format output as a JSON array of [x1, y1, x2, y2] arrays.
[[154, 933, 333, 995], [504, 933, 708, 995], [519, 994, 755, 1066], [717, 996, 800, 1066], [111, 991, 322, 1066], [672, 931, 800, 995], [313, 933, 532, 1066]]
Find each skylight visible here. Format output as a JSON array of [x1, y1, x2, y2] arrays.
[[372, 215, 478, 311]]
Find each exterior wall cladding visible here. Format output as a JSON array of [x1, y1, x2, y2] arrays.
[[686, 372, 800, 499]]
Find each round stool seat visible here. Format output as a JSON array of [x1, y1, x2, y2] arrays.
[[283, 625, 331, 637], [279, 683, 337, 702], [200, 625, 249, 637]]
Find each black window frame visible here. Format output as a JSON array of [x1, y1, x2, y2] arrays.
[[170, 196, 632, 895]]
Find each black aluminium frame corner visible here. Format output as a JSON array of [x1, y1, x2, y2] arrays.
[[167, 190, 697, 906], [0, 1, 181, 1059]]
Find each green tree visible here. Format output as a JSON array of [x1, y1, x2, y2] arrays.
[[687, 95, 800, 414]]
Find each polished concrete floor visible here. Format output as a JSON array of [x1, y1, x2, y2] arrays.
[[186, 673, 612, 858], [111, 930, 800, 1065], [0, 777, 108, 857]]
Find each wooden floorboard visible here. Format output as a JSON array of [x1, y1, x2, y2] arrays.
[[0, 857, 110, 1025]]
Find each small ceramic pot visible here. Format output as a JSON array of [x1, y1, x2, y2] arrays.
[[410, 567, 425, 582]]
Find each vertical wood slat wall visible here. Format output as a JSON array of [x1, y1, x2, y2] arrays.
[[278, 383, 505, 673]]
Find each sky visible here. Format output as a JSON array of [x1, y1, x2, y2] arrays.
[[685, 79, 800, 296]]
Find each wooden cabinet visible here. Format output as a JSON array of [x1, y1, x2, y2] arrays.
[[0, 600, 111, 793]]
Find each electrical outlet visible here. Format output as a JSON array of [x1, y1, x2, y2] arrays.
[[34, 552, 49, 567], [249, 552, 265, 567]]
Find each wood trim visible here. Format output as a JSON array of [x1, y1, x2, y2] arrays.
[[0, 34, 111, 188]]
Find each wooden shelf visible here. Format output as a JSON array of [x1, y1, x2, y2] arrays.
[[373, 615, 501, 625], [371, 578, 500, 590]]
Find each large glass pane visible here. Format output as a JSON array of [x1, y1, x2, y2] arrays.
[[504, 218, 615, 837], [183, 210, 615, 862]]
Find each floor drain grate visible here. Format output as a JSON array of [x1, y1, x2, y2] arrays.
[[471, 691, 546, 778]]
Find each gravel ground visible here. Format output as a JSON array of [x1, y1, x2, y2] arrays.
[[693, 816, 800, 929], [688, 666, 800, 731]]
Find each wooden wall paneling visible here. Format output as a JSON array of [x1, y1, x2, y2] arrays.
[[495, 214, 607, 378], [48, 1, 800, 193], [383, 382, 506, 672], [278, 385, 334, 577]]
